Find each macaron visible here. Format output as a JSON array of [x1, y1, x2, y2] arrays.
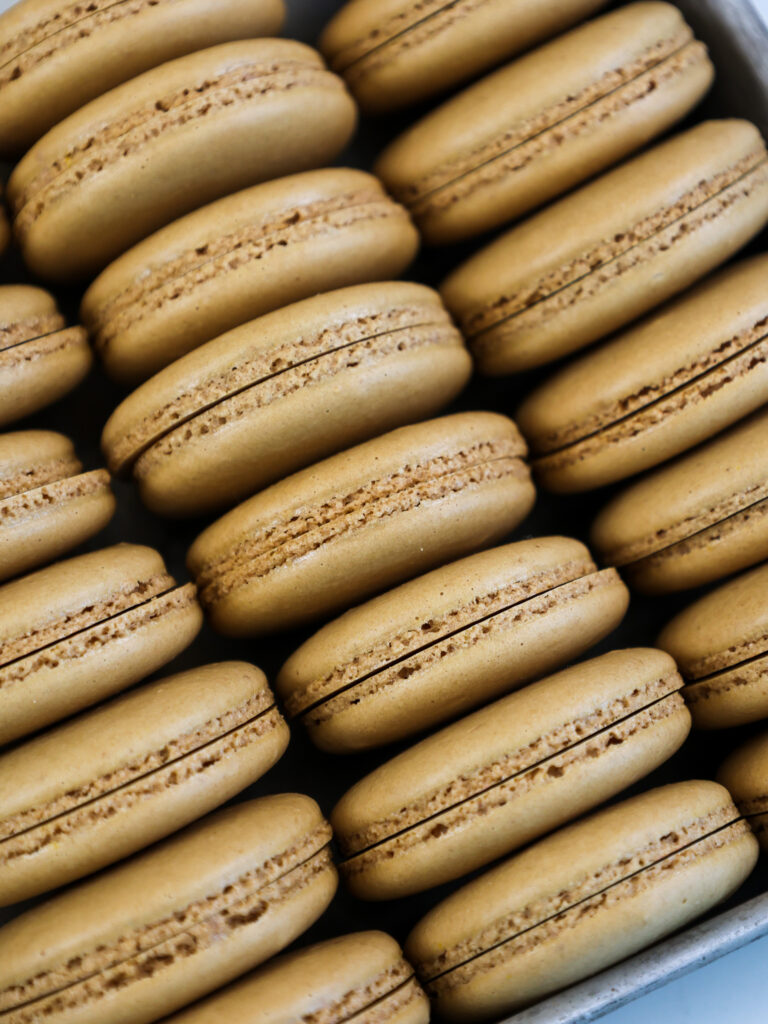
[[278, 536, 629, 754], [8, 40, 357, 282], [0, 794, 337, 1024], [719, 733, 768, 851], [0, 0, 286, 155], [591, 408, 768, 595], [0, 285, 91, 428], [0, 542, 202, 745], [0, 661, 288, 906], [82, 168, 420, 384], [376, 3, 713, 245], [406, 781, 757, 1021], [188, 412, 535, 637], [0, 430, 115, 583], [333, 649, 689, 901], [658, 562, 768, 729], [101, 282, 471, 518], [517, 254, 768, 493], [320, 0, 610, 114], [164, 931, 429, 1024], [442, 119, 768, 374]]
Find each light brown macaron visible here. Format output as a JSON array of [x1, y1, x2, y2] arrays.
[[0, 794, 337, 1024], [406, 780, 757, 1021], [333, 649, 689, 901], [658, 562, 768, 729], [164, 931, 429, 1024], [517, 255, 768, 493], [0, 284, 91, 428], [277, 536, 629, 754], [719, 732, 768, 852], [188, 412, 535, 637], [0, 0, 286, 155], [442, 119, 768, 375], [591, 408, 768, 595], [101, 282, 471, 518], [8, 39, 357, 282], [0, 430, 114, 582], [0, 661, 289, 906], [376, 2, 713, 245], [82, 167, 420, 384], [0, 542, 202, 746], [320, 0, 610, 114]]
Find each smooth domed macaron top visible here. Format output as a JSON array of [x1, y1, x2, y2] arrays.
[[719, 731, 768, 801], [0, 283, 63, 335], [0, 430, 80, 494]]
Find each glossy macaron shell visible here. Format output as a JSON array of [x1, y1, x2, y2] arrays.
[[592, 408, 768, 594], [188, 412, 535, 637], [0, 0, 286, 154], [406, 781, 757, 1021], [442, 119, 768, 375], [277, 536, 629, 753], [102, 282, 471, 518], [0, 794, 337, 1024], [83, 168, 420, 384], [8, 39, 357, 282], [719, 733, 768, 851], [376, 2, 713, 244], [332, 648, 690, 900]]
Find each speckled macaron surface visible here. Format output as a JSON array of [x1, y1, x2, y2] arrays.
[[0, 794, 337, 1024], [188, 412, 535, 636], [406, 781, 757, 1021], [102, 282, 470, 518], [376, 2, 713, 244], [83, 168, 420, 384], [278, 536, 629, 753], [442, 119, 768, 374], [719, 732, 768, 852]]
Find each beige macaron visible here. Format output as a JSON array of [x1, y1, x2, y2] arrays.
[[0, 0, 286, 155], [376, 2, 713, 245], [164, 931, 429, 1024], [0, 430, 114, 582], [0, 284, 91, 427], [8, 40, 357, 282], [188, 412, 535, 637], [278, 536, 629, 753], [320, 0, 610, 114], [0, 543, 202, 745], [333, 649, 689, 900], [517, 255, 768, 493], [592, 408, 768, 595], [0, 794, 337, 1024], [719, 733, 768, 852], [658, 562, 768, 729], [82, 168, 419, 384], [101, 282, 471, 518], [406, 780, 757, 1020], [442, 119, 768, 374], [0, 661, 289, 906]]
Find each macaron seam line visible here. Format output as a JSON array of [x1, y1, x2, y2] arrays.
[[300, 961, 415, 1024], [0, 455, 81, 500], [0, 313, 66, 352], [684, 652, 768, 706], [0, 326, 88, 365], [0, 469, 109, 525], [352, 975, 426, 1024], [681, 630, 768, 681]]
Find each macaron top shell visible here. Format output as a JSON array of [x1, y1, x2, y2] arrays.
[[719, 733, 768, 834], [0, 430, 81, 496]]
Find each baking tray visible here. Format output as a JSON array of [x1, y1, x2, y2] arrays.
[[0, 1, 767, 1022]]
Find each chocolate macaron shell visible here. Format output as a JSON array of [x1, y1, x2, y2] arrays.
[[518, 254, 768, 493], [9, 40, 357, 282], [0, 543, 203, 745], [188, 412, 535, 637], [164, 931, 429, 1024], [102, 282, 471, 517], [591, 408, 768, 595], [0, 430, 115, 582], [332, 649, 690, 900], [376, 3, 713, 245], [0, 662, 289, 906], [0, 0, 286, 155], [320, 0, 609, 114], [719, 734, 768, 851], [277, 537, 629, 753], [0, 794, 337, 1024], [406, 781, 757, 1021], [658, 563, 768, 728], [443, 119, 768, 375], [83, 168, 420, 384]]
